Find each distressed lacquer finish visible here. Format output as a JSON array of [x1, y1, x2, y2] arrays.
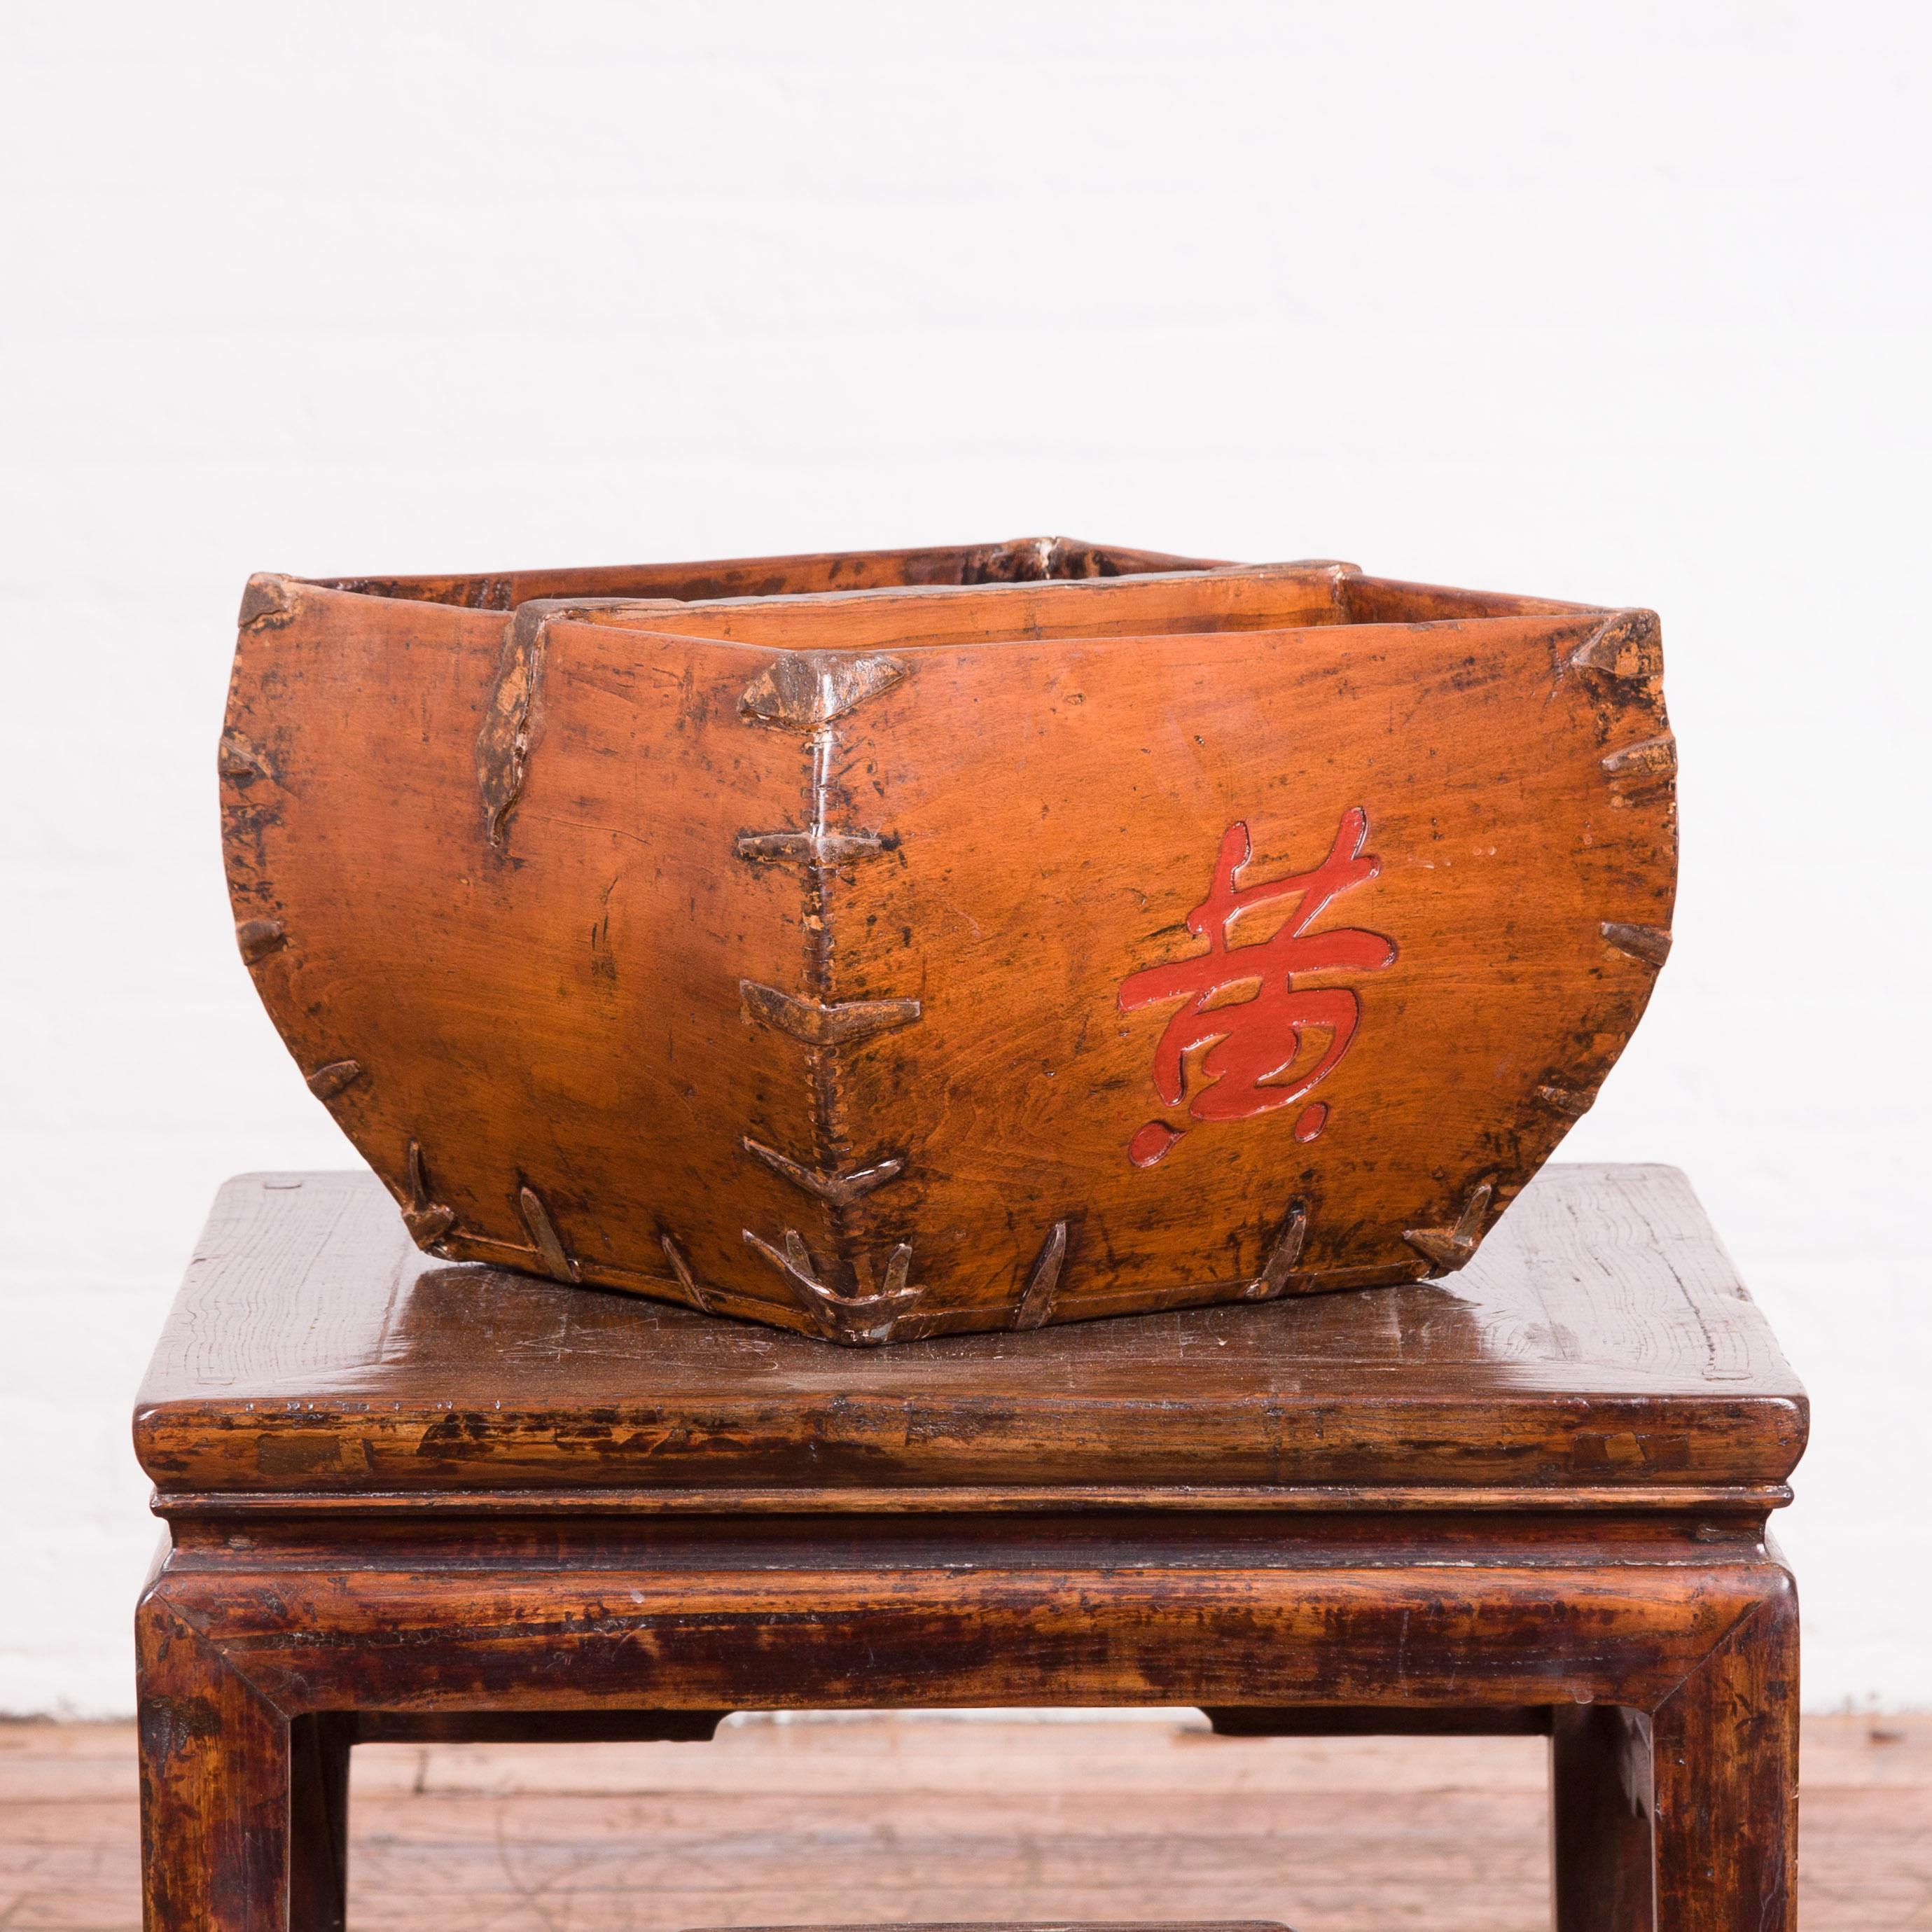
[[137, 1164, 1799, 1503], [223, 539, 1674, 1342]]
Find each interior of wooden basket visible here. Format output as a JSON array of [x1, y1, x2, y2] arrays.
[[564, 564, 1607, 652], [312, 536, 1222, 611]]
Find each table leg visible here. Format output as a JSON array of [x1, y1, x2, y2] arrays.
[[137, 1593, 290, 1931], [1551, 1704, 1653, 1931], [1650, 1573, 1799, 1932], [289, 1714, 354, 1932]]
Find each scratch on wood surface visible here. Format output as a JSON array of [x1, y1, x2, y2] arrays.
[[1013, 1220, 1069, 1330]]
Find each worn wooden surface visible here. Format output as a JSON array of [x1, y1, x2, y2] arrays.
[[134, 1163, 1802, 1502], [13, 1714, 1926, 1931], [130, 1162, 1805, 1931], [222, 542, 1674, 1342]]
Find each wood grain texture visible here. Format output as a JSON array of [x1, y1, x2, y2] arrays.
[[1649, 1576, 1800, 1931], [140, 1559, 1783, 1718], [222, 543, 1674, 1342], [132, 1164, 1804, 1500], [134, 1594, 289, 1932]]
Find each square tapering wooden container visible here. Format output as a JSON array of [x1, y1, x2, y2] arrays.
[[223, 536, 1674, 1343]]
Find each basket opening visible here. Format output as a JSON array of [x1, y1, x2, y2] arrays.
[[316, 536, 1220, 612]]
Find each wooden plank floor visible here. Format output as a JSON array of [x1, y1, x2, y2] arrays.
[[3, 1711, 1928, 1930]]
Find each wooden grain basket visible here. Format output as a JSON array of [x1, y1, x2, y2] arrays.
[[222, 536, 1674, 1344]]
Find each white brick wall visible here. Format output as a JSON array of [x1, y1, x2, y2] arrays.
[[3, 2, 1927, 1715]]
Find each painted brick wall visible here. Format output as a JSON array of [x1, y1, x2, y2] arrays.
[[3, 2, 1927, 1713]]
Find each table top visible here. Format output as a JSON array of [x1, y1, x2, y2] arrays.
[[134, 1164, 1805, 1508]]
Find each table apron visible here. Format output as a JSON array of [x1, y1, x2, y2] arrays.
[[141, 1556, 1792, 1718]]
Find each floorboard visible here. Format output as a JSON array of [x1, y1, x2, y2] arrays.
[[1, 1711, 1926, 1931]]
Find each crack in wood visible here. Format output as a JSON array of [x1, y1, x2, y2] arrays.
[[474, 597, 683, 850], [1403, 1179, 1496, 1273], [1601, 921, 1674, 969], [743, 1228, 924, 1345], [517, 1185, 580, 1284], [742, 1137, 905, 1207], [475, 604, 548, 850], [1013, 1220, 1069, 1330]]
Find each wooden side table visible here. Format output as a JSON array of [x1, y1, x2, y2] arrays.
[[134, 1163, 1805, 1932]]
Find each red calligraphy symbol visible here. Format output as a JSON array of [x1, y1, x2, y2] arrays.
[[1119, 807, 1396, 1163]]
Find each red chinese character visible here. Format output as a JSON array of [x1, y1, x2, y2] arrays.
[[1118, 807, 1396, 1165]]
